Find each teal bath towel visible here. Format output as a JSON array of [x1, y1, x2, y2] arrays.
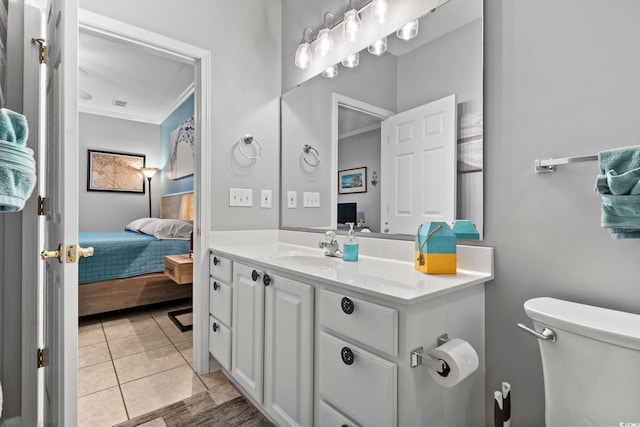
[[595, 146, 640, 238], [0, 109, 36, 212]]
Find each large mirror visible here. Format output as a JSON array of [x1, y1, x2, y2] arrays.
[[281, 0, 483, 239]]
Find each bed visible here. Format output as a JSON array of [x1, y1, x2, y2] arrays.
[[78, 191, 195, 316]]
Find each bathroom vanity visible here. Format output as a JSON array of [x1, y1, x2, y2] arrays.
[[207, 230, 493, 427]]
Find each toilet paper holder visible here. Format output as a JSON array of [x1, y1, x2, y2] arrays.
[[410, 333, 451, 375]]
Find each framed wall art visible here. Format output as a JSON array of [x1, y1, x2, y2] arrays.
[[338, 167, 367, 194], [87, 149, 145, 193]]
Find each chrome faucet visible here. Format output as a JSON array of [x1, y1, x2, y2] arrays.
[[318, 230, 342, 257]]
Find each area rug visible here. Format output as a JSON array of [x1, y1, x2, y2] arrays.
[[115, 389, 273, 427]]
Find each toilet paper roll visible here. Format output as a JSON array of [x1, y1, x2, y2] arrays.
[[427, 338, 479, 387]]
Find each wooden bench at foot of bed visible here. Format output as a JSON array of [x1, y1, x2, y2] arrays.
[[78, 273, 192, 317]]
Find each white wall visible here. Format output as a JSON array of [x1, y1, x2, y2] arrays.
[[79, 113, 160, 231], [283, 1, 640, 426], [80, 0, 282, 231], [338, 129, 381, 232]]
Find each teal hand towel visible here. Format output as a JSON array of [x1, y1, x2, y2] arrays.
[[0, 108, 29, 146], [595, 146, 640, 238]]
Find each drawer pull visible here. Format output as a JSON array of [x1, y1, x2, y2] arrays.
[[166, 267, 174, 272], [251, 269, 260, 281], [341, 346, 354, 365], [212, 322, 219, 332], [341, 297, 354, 315], [263, 273, 271, 287], [213, 256, 220, 265], [213, 281, 219, 291]]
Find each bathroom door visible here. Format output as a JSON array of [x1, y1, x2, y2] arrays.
[[36, 0, 80, 425], [380, 94, 456, 235]]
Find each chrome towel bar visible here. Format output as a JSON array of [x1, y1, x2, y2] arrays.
[[534, 154, 598, 174]]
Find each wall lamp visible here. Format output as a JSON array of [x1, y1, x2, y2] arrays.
[[295, 28, 314, 69]]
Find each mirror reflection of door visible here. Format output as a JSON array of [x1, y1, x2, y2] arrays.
[[381, 94, 456, 235]]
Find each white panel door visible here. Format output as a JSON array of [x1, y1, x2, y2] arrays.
[[264, 275, 314, 427], [381, 95, 456, 235], [231, 263, 265, 403], [37, 0, 80, 425]]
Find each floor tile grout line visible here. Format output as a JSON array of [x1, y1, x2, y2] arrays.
[[100, 315, 131, 422]]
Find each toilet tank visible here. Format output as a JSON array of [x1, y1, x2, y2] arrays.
[[524, 297, 640, 427]]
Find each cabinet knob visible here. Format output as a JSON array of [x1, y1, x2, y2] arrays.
[[213, 281, 219, 291], [212, 322, 219, 332], [341, 347, 354, 365], [213, 256, 220, 265], [263, 273, 271, 286], [251, 269, 260, 281], [341, 297, 354, 315]]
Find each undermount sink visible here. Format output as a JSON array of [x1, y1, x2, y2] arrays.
[[268, 254, 343, 268]]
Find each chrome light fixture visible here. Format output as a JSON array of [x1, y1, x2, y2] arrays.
[[294, 28, 314, 69], [368, 37, 387, 55], [322, 64, 339, 78], [370, 0, 393, 24], [342, 52, 360, 68], [315, 13, 335, 56], [396, 19, 419, 41], [343, 0, 362, 42]]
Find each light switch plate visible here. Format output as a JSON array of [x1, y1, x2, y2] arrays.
[[303, 191, 320, 207], [229, 188, 253, 207], [260, 189, 272, 208], [287, 191, 297, 208]]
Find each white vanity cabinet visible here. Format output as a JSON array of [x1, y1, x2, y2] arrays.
[[208, 254, 233, 371], [231, 261, 314, 427]]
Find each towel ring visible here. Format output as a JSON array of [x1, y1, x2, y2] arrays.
[[302, 144, 320, 167], [237, 135, 263, 160]]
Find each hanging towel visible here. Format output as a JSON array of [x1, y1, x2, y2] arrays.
[[0, 109, 36, 212], [595, 146, 640, 238]]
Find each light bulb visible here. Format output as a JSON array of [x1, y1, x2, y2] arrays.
[[295, 42, 312, 69], [343, 9, 362, 42], [396, 19, 419, 41], [315, 28, 334, 56], [368, 37, 387, 55], [342, 52, 359, 68], [370, 0, 393, 24], [322, 64, 339, 78]]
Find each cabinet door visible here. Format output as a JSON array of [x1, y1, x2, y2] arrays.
[[231, 263, 265, 404], [264, 275, 314, 427]]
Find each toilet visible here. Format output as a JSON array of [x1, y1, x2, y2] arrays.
[[523, 297, 640, 426]]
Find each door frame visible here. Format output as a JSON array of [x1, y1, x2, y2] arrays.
[[330, 94, 393, 229], [20, 8, 212, 424]]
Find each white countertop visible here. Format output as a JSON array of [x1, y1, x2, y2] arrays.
[[209, 230, 493, 305]]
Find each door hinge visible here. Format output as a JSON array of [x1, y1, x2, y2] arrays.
[[38, 196, 46, 216], [32, 38, 46, 64], [37, 347, 46, 368]]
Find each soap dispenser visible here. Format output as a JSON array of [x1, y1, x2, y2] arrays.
[[343, 222, 359, 261]]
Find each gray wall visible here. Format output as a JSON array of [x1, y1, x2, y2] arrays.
[[283, 1, 640, 426], [79, 113, 160, 231], [338, 129, 382, 232], [81, 0, 282, 231]]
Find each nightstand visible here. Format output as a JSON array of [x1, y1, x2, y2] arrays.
[[164, 254, 193, 331]]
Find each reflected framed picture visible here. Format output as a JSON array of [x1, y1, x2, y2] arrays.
[[87, 149, 146, 193], [338, 167, 367, 194]]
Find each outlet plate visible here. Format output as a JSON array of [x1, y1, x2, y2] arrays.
[[303, 191, 320, 207], [287, 191, 297, 209], [260, 189, 272, 208], [229, 188, 253, 207]]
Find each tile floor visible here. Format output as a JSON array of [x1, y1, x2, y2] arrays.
[[78, 301, 240, 427]]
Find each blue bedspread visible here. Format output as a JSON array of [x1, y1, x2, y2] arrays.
[[78, 231, 190, 284]]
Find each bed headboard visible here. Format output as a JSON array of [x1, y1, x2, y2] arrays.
[[161, 191, 194, 220]]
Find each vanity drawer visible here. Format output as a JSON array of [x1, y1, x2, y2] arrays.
[[210, 253, 232, 283], [319, 399, 361, 427], [318, 289, 398, 357], [209, 278, 232, 327], [319, 332, 397, 427], [209, 315, 231, 371]]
